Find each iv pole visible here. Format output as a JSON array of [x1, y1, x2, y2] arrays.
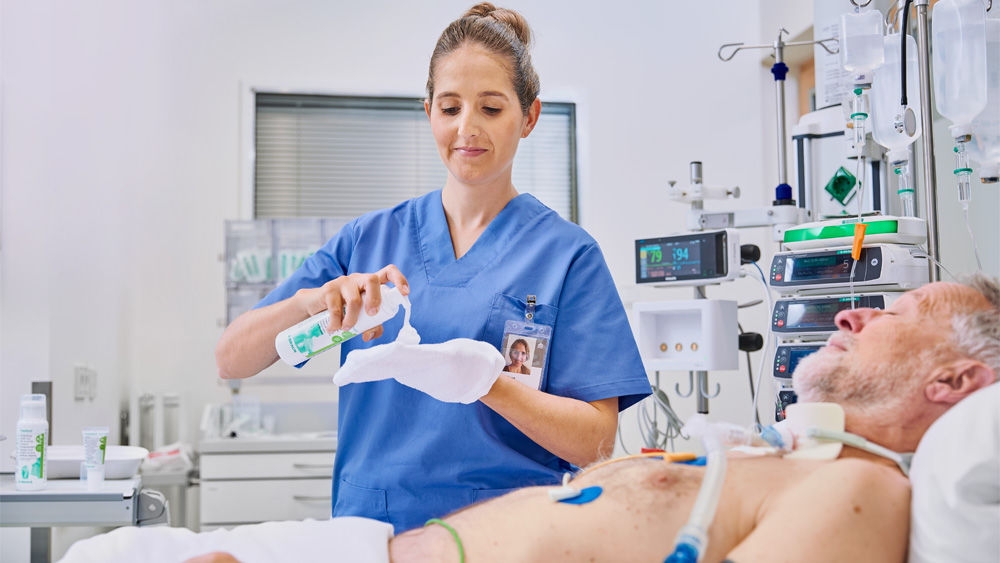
[[719, 29, 839, 205], [912, 0, 941, 281]]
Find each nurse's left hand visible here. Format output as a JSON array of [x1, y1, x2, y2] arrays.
[[334, 338, 506, 404], [392, 339, 506, 404]]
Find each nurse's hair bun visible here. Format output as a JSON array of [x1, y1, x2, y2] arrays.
[[427, 2, 541, 113], [463, 2, 532, 49]]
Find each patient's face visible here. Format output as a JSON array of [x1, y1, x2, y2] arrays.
[[792, 282, 981, 407]]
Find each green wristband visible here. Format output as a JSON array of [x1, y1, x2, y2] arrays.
[[424, 518, 465, 563]]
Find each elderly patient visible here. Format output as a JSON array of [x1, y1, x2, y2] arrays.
[[70, 276, 1000, 563]]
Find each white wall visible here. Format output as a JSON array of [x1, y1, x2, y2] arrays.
[[1, 0, 995, 557], [0, 0, 787, 461]]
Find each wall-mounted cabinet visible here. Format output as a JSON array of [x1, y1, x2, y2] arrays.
[[224, 218, 349, 324]]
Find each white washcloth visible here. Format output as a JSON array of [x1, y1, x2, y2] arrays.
[[334, 323, 505, 404]]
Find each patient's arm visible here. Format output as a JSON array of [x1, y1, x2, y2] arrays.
[[726, 458, 910, 562]]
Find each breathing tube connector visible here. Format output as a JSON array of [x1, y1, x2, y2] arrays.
[[664, 415, 727, 563]]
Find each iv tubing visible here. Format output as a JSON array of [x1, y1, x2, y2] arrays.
[[748, 261, 773, 431], [962, 205, 985, 271], [900, 0, 914, 106], [665, 417, 727, 562]]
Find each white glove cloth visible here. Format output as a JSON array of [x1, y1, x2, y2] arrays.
[[333, 324, 506, 404]]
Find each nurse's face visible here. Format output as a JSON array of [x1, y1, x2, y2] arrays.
[[425, 43, 539, 189], [509, 343, 528, 366]]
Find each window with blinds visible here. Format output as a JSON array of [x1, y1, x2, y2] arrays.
[[253, 93, 577, 222]]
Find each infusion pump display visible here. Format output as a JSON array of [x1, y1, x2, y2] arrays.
[[772, 343, 825, 380], [772, 293, 901, 339], [768, 244, 928, 294], [635, 229, 739, 286]]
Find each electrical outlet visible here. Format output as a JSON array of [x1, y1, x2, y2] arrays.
[[74, 365, 97, 401]]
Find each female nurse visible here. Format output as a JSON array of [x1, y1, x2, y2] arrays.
[[215, 2, 651, 533]]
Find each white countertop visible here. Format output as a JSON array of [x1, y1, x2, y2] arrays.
[[198, 432, 337, 454], [0, 474, 142, 527]]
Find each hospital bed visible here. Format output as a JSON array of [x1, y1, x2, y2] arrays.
[[0, 474, 169, 563], [57, 383, 1000, 563]]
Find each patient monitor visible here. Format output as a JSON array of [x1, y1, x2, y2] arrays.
[[635, 229, 741, 287]]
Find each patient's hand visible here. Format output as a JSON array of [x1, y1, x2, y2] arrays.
[[183, 552, 242, 563]]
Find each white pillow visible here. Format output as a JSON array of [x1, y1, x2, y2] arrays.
[[909, 383, 1000, 563]]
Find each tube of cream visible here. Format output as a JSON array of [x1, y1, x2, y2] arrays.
[[82, 426, 109, 490]]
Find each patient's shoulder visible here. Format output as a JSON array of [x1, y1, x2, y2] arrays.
[[789, 458, 908, 537], [772, 456, 910, 514], [731, 457, 911, 561], [814, 457, 910, 497]]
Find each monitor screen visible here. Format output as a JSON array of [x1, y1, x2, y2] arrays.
[[636, 231, 727, 284]]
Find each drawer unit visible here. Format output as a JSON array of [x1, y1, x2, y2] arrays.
[[200, 451, 334, 480], [200, 478, 332, 524], [198, 439, 336, 530]]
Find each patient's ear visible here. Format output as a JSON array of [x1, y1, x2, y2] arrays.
[[925, 360, 996, 404]]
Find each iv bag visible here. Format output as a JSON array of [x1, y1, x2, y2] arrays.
[[967, 14, 1000, 181], [932, 0, 988, 130], [871, 33, 922, 154], [840, 8, 885, 82]]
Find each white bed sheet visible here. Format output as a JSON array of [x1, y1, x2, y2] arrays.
[[58, 517, 394, 563]]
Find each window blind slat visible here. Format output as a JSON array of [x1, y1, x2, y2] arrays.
[[254, 94, 576, 221]]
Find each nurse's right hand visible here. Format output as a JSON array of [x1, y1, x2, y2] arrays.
[[296, 264, 409, 339]]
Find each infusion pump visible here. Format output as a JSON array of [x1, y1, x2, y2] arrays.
[[771, 292, 902, 340], [768, 244, 928, 295], [772, 342, 825, 421]]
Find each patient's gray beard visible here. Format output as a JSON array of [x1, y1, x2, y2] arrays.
[[792, 347, 846, 402], [792, 346, 915, 412]]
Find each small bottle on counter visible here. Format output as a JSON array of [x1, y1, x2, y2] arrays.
[[15, 394, 48, 491], [275, 285, 408, 365]]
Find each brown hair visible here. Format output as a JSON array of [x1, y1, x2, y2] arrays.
[[426, 2, 540, 114]]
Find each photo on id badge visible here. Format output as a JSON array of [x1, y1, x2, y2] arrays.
[[501, 321, 549, 389]]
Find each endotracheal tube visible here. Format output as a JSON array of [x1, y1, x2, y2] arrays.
[[664, 415, 727, 563], [662, 417, 802, 562]]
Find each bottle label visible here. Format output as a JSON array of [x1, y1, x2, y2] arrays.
[[288, 327, 358, 359], [16, 428, 46, 481], [278, 286, 403, 364]]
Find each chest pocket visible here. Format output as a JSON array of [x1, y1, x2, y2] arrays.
[[483, 293, 558, 389]]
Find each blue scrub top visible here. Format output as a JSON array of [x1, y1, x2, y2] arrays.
[[256, 190, 651, 532]]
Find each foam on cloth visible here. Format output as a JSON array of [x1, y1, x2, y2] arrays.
[[909, 383, 1000, 563], [333, 300, 506, 404], [58, 517, 394, 563]]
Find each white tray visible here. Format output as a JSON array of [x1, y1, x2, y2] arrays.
[[46, 445, 149, 479]]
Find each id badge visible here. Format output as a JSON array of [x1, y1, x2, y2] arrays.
[[500, 295, 552, 390]]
